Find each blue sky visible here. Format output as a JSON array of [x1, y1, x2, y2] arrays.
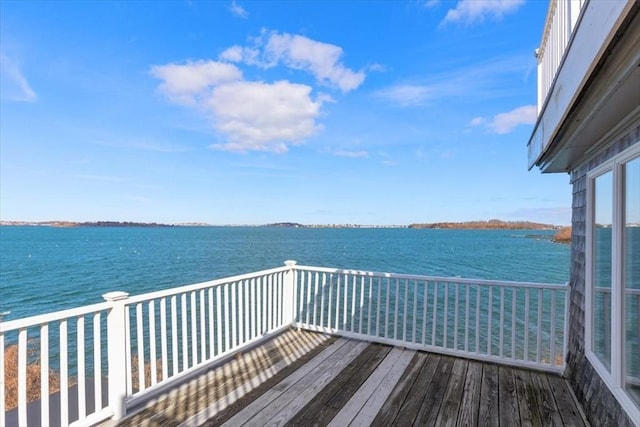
[[0, 0, 572, 226]]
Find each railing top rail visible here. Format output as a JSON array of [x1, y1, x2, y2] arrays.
[[293, 265, 567, 290], [0, 301, 111, 333], [125, 265, 289, 305]]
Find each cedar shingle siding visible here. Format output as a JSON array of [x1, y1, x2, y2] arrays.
[[565, 125, 639, 427]]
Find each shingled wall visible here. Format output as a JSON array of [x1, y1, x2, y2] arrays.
[[565, 125, 639, 427]]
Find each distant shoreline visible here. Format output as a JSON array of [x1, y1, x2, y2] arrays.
[[0, 219, 565, 230]]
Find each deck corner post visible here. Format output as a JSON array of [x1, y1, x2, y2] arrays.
[[103, 291, 130, 421], [283, 261, 297, 326]]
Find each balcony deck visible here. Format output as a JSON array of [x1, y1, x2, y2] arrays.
[[117, 329, 588, 427]]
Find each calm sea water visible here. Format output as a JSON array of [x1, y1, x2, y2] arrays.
[[0, 226, 570, 321]]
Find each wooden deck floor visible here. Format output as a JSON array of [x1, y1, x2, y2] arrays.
[[117, 330, 589, 427]]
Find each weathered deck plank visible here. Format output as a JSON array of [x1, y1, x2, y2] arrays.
[[435, 357, 469, 427], [391, 352, 441, 426], [370, 351, 426, 427], [546, 372, 589, 426], [529, 371, 565, 426], [498, 365, 520, 427], [287, 344, 391, 427], [414, 355, 455, 426], [514, 368, 542, 427], [478, 363, 499, 427], [115, 331, 590, 427], [456, 360, 482, 427]]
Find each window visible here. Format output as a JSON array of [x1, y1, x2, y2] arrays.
[[586, 144, 640, 420]]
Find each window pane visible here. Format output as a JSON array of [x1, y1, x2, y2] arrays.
[[624, 155, 640, 407], [593, 171, 612, 371]]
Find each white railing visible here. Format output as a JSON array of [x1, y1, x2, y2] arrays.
[[293, 265, 569, 373], [1, 261, 568, 426], [536, 0, 585, 113], [0, 264, 293, 427]]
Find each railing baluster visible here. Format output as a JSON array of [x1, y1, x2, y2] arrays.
[[266, 276, 272, 332], [149, 300, 157, 386], [200, 289, 206, 363], [499, 287, 505, 358], [335, 274, 341, 330], [412, 280, 418, 343], [454, 283, 459, 350], [524, 288, 530, 361], [256, 277, 262, 335], [300, 271, 307, 324], [160, 298, 168, 381], [422, 280, 428, 345], [18, 328, 27, 426], [171, 295, 178, 376], [475, 285, 480, 353], [551, 290, 557, 365], [487, 287, 492, 355], [512, 288, 517, 359], [464, 284, 470, 352], [216, 286, 223, 356], [537, 289, 543, 364], [402, 279, 408, 342], [60, 321, 69, 426], [243, 279, 249, 343], [251, 278, 257, 338], [376, 277, 382, 337], [190, 291, 198, 366], [315, 272, 320, 327], [94, 313, 102, 410], [394, 278, 400, 340], [359, 276, 365, 334], [41, 324, 50, 424], [343, 274, 348, 330], [367, 276, 373, 335], [125, 305, 132, 395], [77, 316, 86, 420], [321, 273, 327, 328], [208, 288, 214, 360], [351, 275, 357, 332], [443, 282, 449, 348], [181, 293, 188, 371], [328, 273, 334, 330], [232, 283, 238, 348], [385, 277, 391, 339], [432, 282, 438, 347], [137, 303, 145, 391]]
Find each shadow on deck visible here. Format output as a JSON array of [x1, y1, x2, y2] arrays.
[[116, 329, 589, 427]]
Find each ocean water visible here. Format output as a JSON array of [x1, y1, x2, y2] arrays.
[[0, 226, 570, 321]]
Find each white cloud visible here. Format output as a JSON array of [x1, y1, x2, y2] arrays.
[[441, 0, 524, 26], [469, 117, 485, 126], [375, 84, 431, 107], [152, 59, 327, 152], [207, 80, 326, 153], [0, 52, 37, 102], [150, 60, 242, 105], [425, 0, 440, 8], [220, 31, 365, 93], [265, 33, 365, 92], [229, 1, 248, 18], [487, 104, 536, 134]]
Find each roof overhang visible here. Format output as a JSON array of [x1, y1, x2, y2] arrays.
[[528, 1, 639, 173]]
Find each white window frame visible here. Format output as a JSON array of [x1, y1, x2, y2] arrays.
[[585, 143, 640, 424]]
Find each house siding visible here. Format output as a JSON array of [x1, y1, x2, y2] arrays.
[[566, 125, 639, 427]]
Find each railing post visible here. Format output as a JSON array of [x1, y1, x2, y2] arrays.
[[283, 260, 297, 326], [103, 291, 130, 422]]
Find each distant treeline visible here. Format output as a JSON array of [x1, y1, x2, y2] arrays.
[[409, 220, 559, 230]]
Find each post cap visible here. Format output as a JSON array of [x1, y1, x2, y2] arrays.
[[284, 260, 297, 266], [102, 291, 130, 302]]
